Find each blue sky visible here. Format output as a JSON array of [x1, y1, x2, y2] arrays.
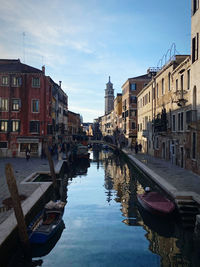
[[0, 0, 191, 122]]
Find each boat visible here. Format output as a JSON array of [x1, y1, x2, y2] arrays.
[[28, 200, 66, 244], [137, 189, 175, 216], [76, 144, 90, 159], [31, 220, 65, 257]]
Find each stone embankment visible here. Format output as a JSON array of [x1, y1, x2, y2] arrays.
[[122, 148, 200, 229]]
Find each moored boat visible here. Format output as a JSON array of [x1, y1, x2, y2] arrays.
[[76, 144, 90, 159], [137, 189, 175, 216], [28, 200, 66, 244]]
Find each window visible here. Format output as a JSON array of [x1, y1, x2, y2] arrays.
[[192, 33, 199, 63], [130, 96, 137, 104], [148, 92, 150, 103], [0, 98, 8, 111], [161, 78, 165, 95], [155, 136, 159, 149], [156, 83, 159, 98], [2, 76, 9, 86], [130, 109, 137, 117], [192, 132, 197, 159], [32, 77, 40, 87], [12, 99, 20, 111], [30, 143, 38, 153], [176, 79, 178, 92], [30, 121, 40, 133], [12, 77, 22, 87], [178, 112, 184, 131], [47, 124, 53, 134], [181, 75, 184, 91], [20, 143, 38, 153], [172, 114, 176, 131], [0, 142, 8, 148], [130, 83, 136, 91], [32, 100, 39, 112], [168, 73, 171, 91], [153, 86, 155, 100], [0, 120, 8, 132], [131, 122, 136, 129], [187, 69, 190, 90], [12, 120, 20, 132], [192, 0, 199, 15]]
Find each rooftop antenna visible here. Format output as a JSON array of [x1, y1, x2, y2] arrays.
[[22, 32, 26, 63], [157, 43, 178, 69]]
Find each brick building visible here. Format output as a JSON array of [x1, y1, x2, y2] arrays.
[[0, 59, 52, 157]]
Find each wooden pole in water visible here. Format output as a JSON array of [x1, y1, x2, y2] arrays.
[[45, 143, 57, 188], [5, 163, 30, 255]]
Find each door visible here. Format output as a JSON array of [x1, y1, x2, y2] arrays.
[[180, 146, 184, 168]]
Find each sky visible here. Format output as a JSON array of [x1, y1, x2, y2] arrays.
[[0, 0, 191, 122]]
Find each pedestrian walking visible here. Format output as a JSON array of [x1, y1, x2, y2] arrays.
[[26, 146, 30, 161], [134, 142, 138, 154], [138, 143, 142, 152]]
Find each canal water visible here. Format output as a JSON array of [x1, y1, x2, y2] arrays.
[[7, 148, 200, 267]]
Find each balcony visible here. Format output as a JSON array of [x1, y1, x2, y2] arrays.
[[153, 109, 167, 133]]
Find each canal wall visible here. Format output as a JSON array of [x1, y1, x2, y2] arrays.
[[122, 148, 200, 229]]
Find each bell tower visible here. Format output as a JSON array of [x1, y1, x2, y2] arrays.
[[105, 76, 114, 114]]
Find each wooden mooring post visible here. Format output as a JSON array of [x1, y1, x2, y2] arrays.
[[45, 143, 60, 199], [5, 163, 30, 257], [45, 143, 57, 188]]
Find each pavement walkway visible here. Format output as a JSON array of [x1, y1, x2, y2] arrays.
[[123, 148, 200, 204]]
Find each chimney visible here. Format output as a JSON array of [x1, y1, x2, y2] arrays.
[[59, 81, 62, 87], [42, 65, 45, 74]]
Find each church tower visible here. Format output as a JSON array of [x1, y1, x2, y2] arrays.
[[105, 76, 114, 114]]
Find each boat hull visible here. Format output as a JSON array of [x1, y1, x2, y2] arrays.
[[29, 218, 63, 244], [137, 191, 175, 216]]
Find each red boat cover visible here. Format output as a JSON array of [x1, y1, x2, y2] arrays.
[[139, 192, 175, 214]]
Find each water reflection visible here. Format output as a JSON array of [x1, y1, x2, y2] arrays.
[[92, 148, 200, 267]]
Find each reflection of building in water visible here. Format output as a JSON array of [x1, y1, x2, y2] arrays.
[[98, 149, 198, 266], [104, 173, 113, 204], [144, 229, 189, 267], [101, 151, 139, 222]]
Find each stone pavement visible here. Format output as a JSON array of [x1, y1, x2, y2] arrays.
[[123, 148, 200, 204], [0, 157, 58, 224]]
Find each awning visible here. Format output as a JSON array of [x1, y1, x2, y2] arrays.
[[17, 138, 39, 143]]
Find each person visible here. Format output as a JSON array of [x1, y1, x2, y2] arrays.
[[131, 142, 133, 151], [134, 142, 138, 154], [26, 146, 30, 161], [138, 143, 142, 152]]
